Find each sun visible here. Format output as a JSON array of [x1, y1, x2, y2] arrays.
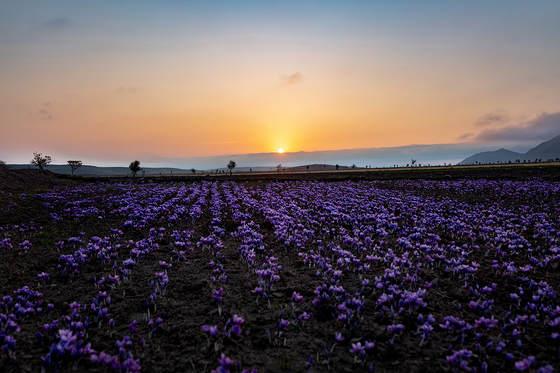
[[277, 148, 284, 154]]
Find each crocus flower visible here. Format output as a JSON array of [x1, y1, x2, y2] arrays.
[[278, 319, 290, 330], [514, 357, 535, 371], [350, 342, 365, 354]]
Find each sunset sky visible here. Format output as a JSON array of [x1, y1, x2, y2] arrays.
[[1, 1, 560, 167]]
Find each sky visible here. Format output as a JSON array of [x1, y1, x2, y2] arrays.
[[1, 0, 560, 168]]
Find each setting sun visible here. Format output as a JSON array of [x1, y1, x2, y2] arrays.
[[277, 148, 284, 154]]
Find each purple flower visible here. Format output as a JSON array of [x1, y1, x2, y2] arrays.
[[232, 314, 244, 325], [202, 325, 218, 337], [387, 324, 405, 333], [128, 320, 137, 334], [212, 288, 224, 303], [421, 324, 433, 337], [514, 357, 535, 371], [335, 332, 345, 342], [218, 354, 234, 367], [231, 324, 242, 335], [365, 340, 375, 350], [350, 342, 364, 354], [299, 312, 312, 321], [123, 258, 135, 268], [278, 319, 290, 330], [292, 292, 303, 303]]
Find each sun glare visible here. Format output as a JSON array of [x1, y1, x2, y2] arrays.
[[277, 148, 284, 154]]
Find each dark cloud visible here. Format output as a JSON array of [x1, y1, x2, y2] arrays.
[[116, 86, 142, 94], [41, 16, 72, 31], [475, 111, 510, 126], [280, 72, 303, 85], [457, 133, 473, 141], [38, 109, 48, 115], [473, 112, 560, 142]]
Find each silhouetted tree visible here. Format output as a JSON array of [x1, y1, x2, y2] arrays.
[[191, 168, 196, 174], [352, 164, 356, 169], [129, 160, 141, 177], [30, 152, 52, 170], [67, 160, 82, 176], [306, 165, 309, 171], [0, 160, 8, 170], [227, 160, 236, 175], [336, 164, 339, 170], [276, 164, 282, 172]]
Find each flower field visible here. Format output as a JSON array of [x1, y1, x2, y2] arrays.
[[1, 178, 560, 372]]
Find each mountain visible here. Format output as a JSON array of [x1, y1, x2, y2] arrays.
[[459, 134, 560, 165], [524, 134, 560, 161], [138, 142, 507, 170], [459, 149, 523, 165]]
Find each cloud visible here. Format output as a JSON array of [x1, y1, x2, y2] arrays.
[[473, 112, 560, 142], [43, 102, 50, 106], [457, 133, 473, 141], [116, 86, 142, 94], [475, 111, 511, 126], [40, 16, 72, 31], [280, 72, 303, 85], [38, 108, 52, 120]]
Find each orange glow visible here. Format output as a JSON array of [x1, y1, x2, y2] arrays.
[[277, 148, 284, 154]]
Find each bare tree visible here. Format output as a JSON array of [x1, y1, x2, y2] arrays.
[[129, 160, 141, 177], [0, 160, 8, 170], [276, 164, 282, 172], [67, 160, 82, 176], [227, 160, 236, 175], [31, 152, 52, 170], [410, 158, 416, 170], [191, 168, 196, 174]]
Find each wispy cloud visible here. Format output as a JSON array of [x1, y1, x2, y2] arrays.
[[473, 112, 560, 142], [116, 86, 142, 94], [38, 108, 52, 120], [40, 16, 72, 31], [457, 133, 473, 141], [475, 111, 510, 126], [280, 72, 303, 85]]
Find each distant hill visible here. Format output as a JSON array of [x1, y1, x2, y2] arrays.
[[5, 164, 357, 176], [459, 134, 560, 165], [6, 164, 196, 176]]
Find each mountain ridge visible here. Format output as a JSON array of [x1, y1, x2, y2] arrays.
[[459, 134, 560, 165]]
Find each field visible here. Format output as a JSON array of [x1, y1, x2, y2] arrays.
[[1, 170, 560, 372]]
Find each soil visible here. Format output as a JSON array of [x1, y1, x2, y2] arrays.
[[0, 167, 559, 372]]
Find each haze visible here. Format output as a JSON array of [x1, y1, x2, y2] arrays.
[[1, 1, 560, 167]]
